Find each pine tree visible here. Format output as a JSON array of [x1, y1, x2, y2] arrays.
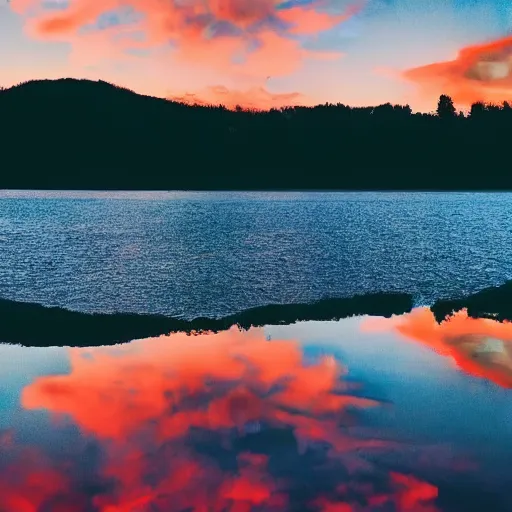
[[436, 95, 456, 119]]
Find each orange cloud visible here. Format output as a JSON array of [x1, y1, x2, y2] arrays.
[[403, 36, 512, 106], [280, 0, 365, 35], [209, 0, 276, 27], [170, 84, 312, 110], [35, 1, 115, 36], [5, 327, 442, 511], [0, 440, 76, 512], [362, 308, 512, 388], [371, 473, 439, 512], [22, 328, 380, 443], [10, 0, 361, 105]]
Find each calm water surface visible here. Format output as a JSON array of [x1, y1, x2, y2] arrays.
[[2, 189, 512, 512], [1, 310, 511, 511], [1, 191, 512, 318]]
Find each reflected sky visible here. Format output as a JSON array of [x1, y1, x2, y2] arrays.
[[1, 309, 511, 511]]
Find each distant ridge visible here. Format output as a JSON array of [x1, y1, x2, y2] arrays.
[[1, 78, 167, 103], [431, 281, 512, 322], [1, 78, 512, 190], [0, 293, 413, 347], [4, 279, 512, 346]]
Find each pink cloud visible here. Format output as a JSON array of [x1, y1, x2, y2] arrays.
[[10, 0, 362, 104], [280, 0, 366, 35], [209, 0, 276, 27], [5, 327, 442, 511], [403, 35, 512, 107], [169, 84, 313, 110], [362, 308, 512, 388]]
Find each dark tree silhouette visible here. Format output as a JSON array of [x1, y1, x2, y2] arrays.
[[470, 101, 487, 120], [436, 94, 457, 119], [0, 78, 511, 190]]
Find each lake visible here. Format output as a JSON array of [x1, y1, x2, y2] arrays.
[[1, 190, 512, 511], [1, 310, 511, 511], [1, 190, 512, 318]]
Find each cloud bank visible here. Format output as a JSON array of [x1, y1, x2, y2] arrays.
[[0, 327, 442, 511], [169, 84, 313, 109], [10, 0, 364, 109], [363, 307, 512, 388], [403, 36, 512, 107]]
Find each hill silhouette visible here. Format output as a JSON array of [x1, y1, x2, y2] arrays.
[[5, 277, 512, 345], [431, 280, 512, 322], [0, 292, 413, 347], [1, 78, 511, 190]]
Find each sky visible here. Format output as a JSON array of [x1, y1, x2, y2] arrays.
[[1, 0, 512, 111]]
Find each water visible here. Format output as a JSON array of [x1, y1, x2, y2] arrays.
[[1, 191, 512, 318], [2, 191, 512, 511], [1, 311, 511, 511]]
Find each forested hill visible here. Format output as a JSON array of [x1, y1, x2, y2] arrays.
[[0, 78, 510, 190]]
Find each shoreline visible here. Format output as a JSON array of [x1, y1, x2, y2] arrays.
[[3, 280, 512, 347], [0, 293, 412, 347], [4, 189, 512, 193]]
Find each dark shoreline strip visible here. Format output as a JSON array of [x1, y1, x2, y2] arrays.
[[0, 293, 412, 347], [4, 280, 512, 347], [431, 281, 512, 323]]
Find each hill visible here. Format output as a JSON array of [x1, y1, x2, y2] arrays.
[[0, 292, 412, 347], [0, 78, 511, 190]]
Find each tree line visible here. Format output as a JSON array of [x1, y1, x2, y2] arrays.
[[0, 79, 510, 190]]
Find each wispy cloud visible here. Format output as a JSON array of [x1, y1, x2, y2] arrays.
[[169, 84, 313, 110], [10, 0, 364, 107], [0, 327, 442, 511], [403, 36, 512, 106]]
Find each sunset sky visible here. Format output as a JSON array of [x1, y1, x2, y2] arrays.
[[1, 0, 511, 111]]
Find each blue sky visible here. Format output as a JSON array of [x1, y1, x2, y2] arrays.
[[1, 0, 511, 110]]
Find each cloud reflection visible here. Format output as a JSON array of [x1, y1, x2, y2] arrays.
[[363, 308, 512, 388], [0, 327, 443, 511]]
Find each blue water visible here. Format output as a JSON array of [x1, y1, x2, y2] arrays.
[[1, 316, 511, 511], [1, 190, 512, 317], [2, 191, 512, 512]]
